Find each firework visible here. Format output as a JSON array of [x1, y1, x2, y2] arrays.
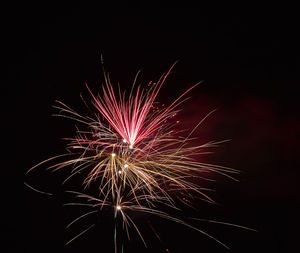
[[26, 63, 252, 252]]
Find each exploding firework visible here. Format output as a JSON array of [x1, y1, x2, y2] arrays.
[[26, 62, 253, 252]]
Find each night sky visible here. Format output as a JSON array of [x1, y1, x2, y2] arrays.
[[6, 4, 300, 253]]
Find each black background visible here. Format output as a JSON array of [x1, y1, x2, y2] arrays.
[[5, 3, 300, 253]]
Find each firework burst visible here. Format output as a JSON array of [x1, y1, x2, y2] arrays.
[[26, 62, 253, 252]]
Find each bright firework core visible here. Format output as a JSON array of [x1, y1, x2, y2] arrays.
[[116, 205, 121, 210]]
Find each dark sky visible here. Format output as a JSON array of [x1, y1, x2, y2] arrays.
[[5, 4, 299, 253]]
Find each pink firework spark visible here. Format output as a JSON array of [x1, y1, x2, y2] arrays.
[[87, 62, 199, 148]]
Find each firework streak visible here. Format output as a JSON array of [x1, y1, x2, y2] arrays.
[[27, 63, 248, 252]]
